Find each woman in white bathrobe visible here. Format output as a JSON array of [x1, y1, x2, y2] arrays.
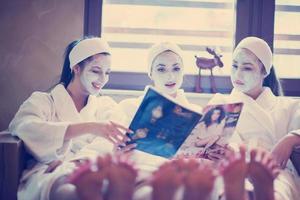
[[208, 36, 300, 200], [8, 37, 131, 200], [119, 42, 203, 199]]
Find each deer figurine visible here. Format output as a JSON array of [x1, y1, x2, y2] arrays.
[[194, 47, 224, 93]]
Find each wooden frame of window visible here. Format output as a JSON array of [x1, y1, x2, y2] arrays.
[[84, 0, 300, 96]]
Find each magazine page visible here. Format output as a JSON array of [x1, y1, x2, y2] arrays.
[[176, 102, 243, 159], [126, 87, 202, 158]]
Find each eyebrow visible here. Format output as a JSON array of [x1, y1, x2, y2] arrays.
[[232, 60, 254, 66], [241, 62, 254, 66], [172, 63, 180, 67], [90, 66, 102, 71], [155, 64, 166, 67]]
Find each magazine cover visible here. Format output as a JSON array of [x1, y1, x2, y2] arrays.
[[126, 87, 202, 158], [176, 102, 243, 159]]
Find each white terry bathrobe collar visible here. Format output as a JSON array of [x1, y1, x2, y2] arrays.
[[229, 87, 277, 149]]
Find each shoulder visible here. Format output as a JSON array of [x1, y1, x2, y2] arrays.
[[208, 93, 229, 105], [23, 91, 53, 109], [93, 95, 118, 109], [276, 96, 300, 111], [119, 97, 141, 107], [11, 90, 54, 124]]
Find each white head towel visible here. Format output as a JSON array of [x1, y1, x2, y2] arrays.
[[234, 37, 273, 75], [69, 37, 110, 69], [147, 42, 183, 77]]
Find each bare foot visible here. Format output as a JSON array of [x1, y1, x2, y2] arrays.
[[151, 160, 184, 200], [183, 162, 216, 200], [248, 149, 280, 200], [103, 154, 138, 200], [68, 160, 105, 200], [68, 154, 137, 200], [219, 145, 248, 200]]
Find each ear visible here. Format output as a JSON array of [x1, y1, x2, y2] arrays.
[[72, 65, 81, 75], [148, 69, 153, 81]]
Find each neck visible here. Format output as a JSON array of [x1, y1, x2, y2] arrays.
[[67, 81, 89, 112], [246, 87, 264, 100]]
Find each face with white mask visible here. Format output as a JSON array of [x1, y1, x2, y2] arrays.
[[150, 50, 184, 96], [231, 48, 266, 97], [79, 53, 111, 95]]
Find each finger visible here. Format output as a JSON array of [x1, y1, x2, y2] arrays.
[[108, 135, 121, 145], [250, 148, 258, 163], [262, 152, 273, 166], [281, 160, 287, 169], [239, 145, 246, 160], [106, 136, 118, 145], [120, 143, 137, 153], [113, 128, 131, 143], [109, 131, 125, 144], [110, 121, 133, 133]]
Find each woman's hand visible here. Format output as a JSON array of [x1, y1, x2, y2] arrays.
[[65, 121, 133, 147], [93, 121, 132, 146], [271, 134, 297, 169], [113, 143, 137, 154]]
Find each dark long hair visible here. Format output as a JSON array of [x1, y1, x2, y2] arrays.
[[59, 38, 84, 87], [263, 66, 283, 96], [202, 106, 226, 127]]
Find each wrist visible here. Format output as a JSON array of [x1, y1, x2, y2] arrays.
[[88, 122, 99, 135], [285, 134, 300, 148]]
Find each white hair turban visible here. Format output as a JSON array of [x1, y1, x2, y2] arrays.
[[69, 37, 110, 69], [147, 42, 183, 77], [234, 36, 273, 75]]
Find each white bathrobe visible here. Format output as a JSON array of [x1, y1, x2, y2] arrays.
[[208, 87, 300, 200], [9, 84, 125, 200], [119, 86, 203, 200]]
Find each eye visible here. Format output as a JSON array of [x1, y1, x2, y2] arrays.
[[243, 66, 253, 71], [173, 66, 181, 72], [91, 70, 101, 74], [105, 71, 110, 75], [232, 64, 238, 69], [157, 67, 166, 72]]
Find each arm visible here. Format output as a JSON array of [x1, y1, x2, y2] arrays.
[[271, 99, 300, 168], [9, 93, 130, 163]]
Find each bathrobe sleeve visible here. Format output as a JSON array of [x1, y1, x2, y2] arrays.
[[95, 96, 128, 126], [287, 99, 300, 137], [119, 97, 142, 126], [9, 92, 70, 163], [76, 96, 129, 157]]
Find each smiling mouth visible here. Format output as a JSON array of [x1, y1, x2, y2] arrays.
[[234, 80, 244, 85], [92, 82, 102, 90], [165, 83, 176, 88]]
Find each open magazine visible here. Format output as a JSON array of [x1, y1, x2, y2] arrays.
[[126, 86, 243, 159]]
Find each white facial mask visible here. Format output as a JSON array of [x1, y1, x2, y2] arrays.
[[231, 70, 262, 93], [79, 54, 111, 95], [231, 49, 265, 94], [150, 51, 184, 96]]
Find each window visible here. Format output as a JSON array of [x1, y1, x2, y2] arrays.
[[102, 0, 236, 76], [274, 0, 300, 78], [85, 0, 300, 95]]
